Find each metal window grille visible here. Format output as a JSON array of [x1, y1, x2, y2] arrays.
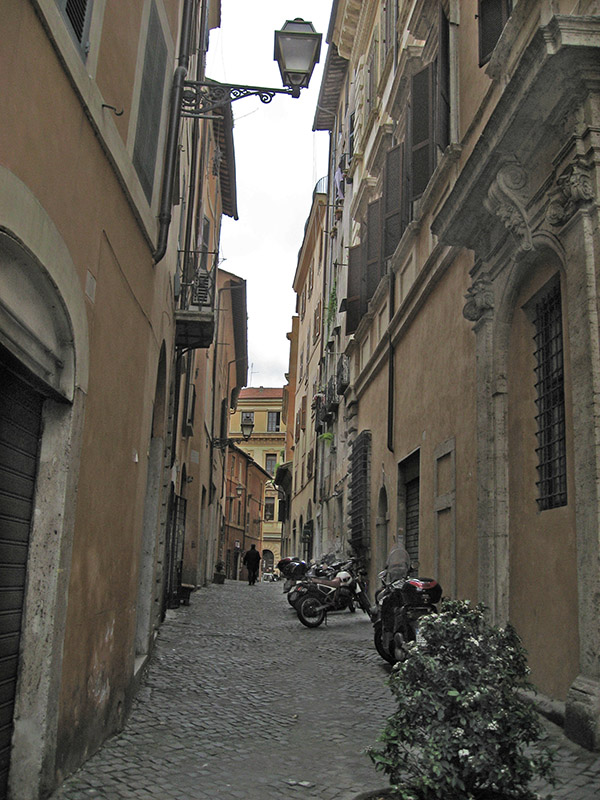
[[405, 476, 420, 564], [533, 280, 567, 510], [350, 430, 371, 551]]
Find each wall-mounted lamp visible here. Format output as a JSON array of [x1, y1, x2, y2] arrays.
[[213, 417, 255, 450], [181, 19, 322, 117]]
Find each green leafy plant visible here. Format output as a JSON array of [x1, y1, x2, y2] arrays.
[[368, 600, 554, 800], [326, 282, 337, 335]]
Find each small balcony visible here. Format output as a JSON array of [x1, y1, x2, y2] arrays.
[[326, 375, 339, 412], [336, 353, 350, 395], [175, 252, 216, 350]]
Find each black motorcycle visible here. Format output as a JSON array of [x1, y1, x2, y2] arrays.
[[295, 560, 371, 628], [276, 557, 309, 594], [371, 545, 442, 664], [287, 560, 342, 608]]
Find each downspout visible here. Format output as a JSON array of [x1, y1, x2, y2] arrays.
[[153, 0, 197, 264], [387, 332, 395, 453]]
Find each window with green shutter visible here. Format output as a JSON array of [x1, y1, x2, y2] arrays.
[[383, 143, 404, 259], [133, 2, 167, 203], [365, 198, 382, 302], [345, 244, 363, 336]]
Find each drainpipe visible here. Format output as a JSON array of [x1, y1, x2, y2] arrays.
[[153, 0, 196, 264]]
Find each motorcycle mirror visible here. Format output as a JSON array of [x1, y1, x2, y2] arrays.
[[410, 559, 420, 572]]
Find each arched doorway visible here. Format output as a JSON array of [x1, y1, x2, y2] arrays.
[[376, 486, 389, 574], [262, 549, 274, 573], [0, 170, 89, 799]]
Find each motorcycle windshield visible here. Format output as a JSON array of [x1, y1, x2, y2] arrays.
[[385, 546, 410, 582]]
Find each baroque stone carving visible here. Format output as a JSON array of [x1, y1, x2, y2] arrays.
[[546, 155, 594, 227], [484, 161, 533, 251], [463, 274, 494, 323]]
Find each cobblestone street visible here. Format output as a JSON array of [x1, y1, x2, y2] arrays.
[[50, 580, 600, 800]]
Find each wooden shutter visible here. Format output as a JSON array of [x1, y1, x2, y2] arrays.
[[345, 244, 363, 335], [383, 144, 404, 258], [411, 63, 435, 201], [366, 199, 382, 303], [436, 7, 450, 153], [133, 1, 167, 202], [478, 0, 512, 66]]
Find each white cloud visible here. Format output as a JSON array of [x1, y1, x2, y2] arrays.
[[207, 1, 332, 387]]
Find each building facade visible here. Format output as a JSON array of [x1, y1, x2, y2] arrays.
[[230, 387, 286, 571], [304, 0, 600, 750], [291, 180, 328, 561], [222, 445, 270, 581], [0, 1, 245, 796]]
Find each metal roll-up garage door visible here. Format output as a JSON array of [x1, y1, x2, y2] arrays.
[[405, 476, 420, 565], [0, 364, 42, 797]]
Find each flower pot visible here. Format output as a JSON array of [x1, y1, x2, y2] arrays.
[[213, 572, 225, 584]]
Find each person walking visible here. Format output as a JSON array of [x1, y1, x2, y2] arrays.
[[243, 544, 261, 585]]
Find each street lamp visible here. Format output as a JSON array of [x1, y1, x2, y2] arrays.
[[181, 19, 322, 117], [274, 19, 322, 97], [213, 416, 254, 450]]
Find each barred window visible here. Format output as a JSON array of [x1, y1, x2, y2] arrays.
[[56, 0, 93, 54], [533, 278, 567, 510]]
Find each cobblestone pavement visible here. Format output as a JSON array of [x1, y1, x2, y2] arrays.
[[50, 581, 600, 800]]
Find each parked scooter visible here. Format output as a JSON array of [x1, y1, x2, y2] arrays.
[[371, 545, 442, 664], [294, 560, 371, 628]]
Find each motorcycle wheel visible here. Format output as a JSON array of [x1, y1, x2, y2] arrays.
[[373, 620, 396, 665], [297, 595, 326, 628], [287, 591, 298, 607]]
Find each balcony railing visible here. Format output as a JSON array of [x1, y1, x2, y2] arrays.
[[336, 353, 350, 395], [326, 375, 339, 412], [174, 251, 216, 350]]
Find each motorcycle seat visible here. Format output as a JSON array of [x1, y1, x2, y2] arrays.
[[311, 577, 342, 588]]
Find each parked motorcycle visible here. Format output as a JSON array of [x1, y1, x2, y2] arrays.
[[295, 560, 371, 628], [276, 557, 309, 594], [371, 545, 442, 664], [287, 560, 340, 608]]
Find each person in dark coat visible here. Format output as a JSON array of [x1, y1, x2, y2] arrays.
[[243, 544, 261, 585]]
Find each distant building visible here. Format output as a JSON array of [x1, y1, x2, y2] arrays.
[[230, 387, 286, 570]]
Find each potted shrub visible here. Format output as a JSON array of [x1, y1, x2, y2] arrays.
[[367, 600, 554, 800], [213, 561, 225, 584]]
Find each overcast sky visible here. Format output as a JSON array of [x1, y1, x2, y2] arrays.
[[206, 1, 333, 388]]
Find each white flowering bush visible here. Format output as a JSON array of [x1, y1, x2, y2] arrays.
[[367, 600, 554, 800]]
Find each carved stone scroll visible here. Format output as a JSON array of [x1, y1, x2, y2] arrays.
[[484, 161, 533, 252]]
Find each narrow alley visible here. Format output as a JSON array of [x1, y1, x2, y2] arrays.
[[51, 580, 389, 800], [50, 581, 600, 800]]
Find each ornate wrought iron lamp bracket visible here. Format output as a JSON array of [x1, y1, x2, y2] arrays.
[[182, 81, 297, 117]]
